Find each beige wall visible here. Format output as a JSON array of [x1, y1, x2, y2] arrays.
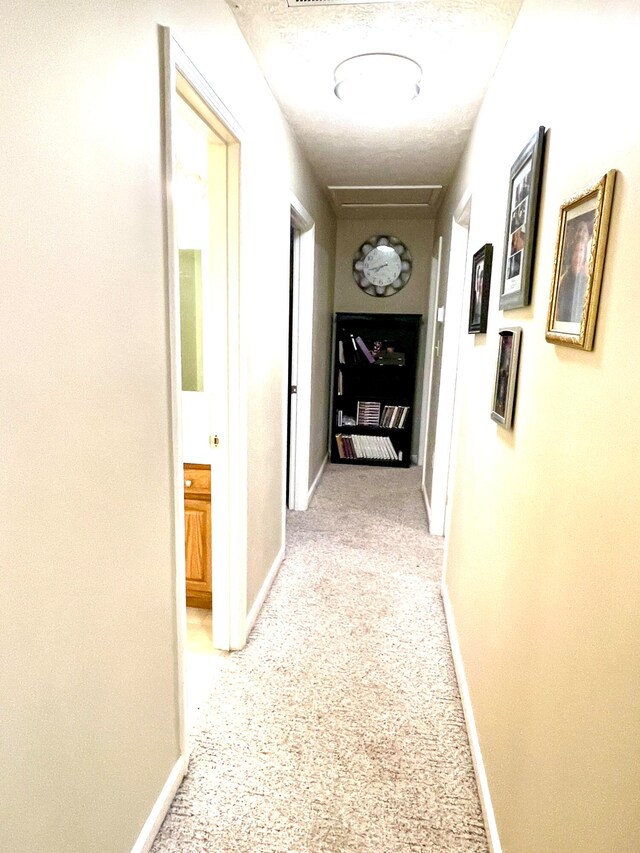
[[286, 140, 337, 502], [0, 0, 334, 850], [438, 0, 640, 851], [334, 218, 434, 457], [245, 123, 336, 608], [245, 139, 335, 580]]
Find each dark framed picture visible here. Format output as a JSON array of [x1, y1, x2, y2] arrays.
[[490, 327, 522, 429], [545, 170, 616, 351], [468, 244, 493, 334], [499, 127, 546, 310]]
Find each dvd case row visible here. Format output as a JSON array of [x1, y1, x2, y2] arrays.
[[380, 405, 410, 428], [334, 433, 400, 461], [335, 403, 410, 429]]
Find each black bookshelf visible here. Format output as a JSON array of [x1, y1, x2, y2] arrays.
[[331, 313, 421, 468]]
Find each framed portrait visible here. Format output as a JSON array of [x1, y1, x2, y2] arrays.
[[499, 127, 546, 310], [545, 170, 616, 350], [490, 327, 522, 429], [468, 243, 493, 334]]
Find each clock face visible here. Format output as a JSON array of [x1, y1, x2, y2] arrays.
[[353, 235, 412, 297], [363, 245, 402, 287]]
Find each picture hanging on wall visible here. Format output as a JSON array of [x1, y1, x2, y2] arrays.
[[545, 170, 616, 351], [499, 127, 546, 310], [468, 243, 493, 334], [490, 326, 522, 429]]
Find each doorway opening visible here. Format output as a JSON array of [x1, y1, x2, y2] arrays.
[[161, 30, 246, 754]]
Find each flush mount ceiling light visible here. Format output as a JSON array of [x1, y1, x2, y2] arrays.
[[334, 53, 422, 103]]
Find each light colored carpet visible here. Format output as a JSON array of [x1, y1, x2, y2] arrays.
[[152, 464, 488, 852]]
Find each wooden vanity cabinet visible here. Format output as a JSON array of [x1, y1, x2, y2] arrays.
[[183, 463, 211, 609]]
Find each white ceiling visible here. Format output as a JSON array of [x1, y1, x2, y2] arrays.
[[229, 0, 523, 216]]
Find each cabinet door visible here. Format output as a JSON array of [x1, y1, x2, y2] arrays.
[[184, 496, 212, 608]]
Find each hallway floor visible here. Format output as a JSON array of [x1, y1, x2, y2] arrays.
[[186, 607, 227, 725], [153, 464, 488, 852]]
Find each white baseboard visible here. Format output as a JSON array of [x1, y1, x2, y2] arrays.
[[441, 582, 502, 853], [246, 543, 285, 638], [421, 481, 434, 531], [130, 754, 187, 853], [422, 479, 445, 537], [307, 454, 327, 506]]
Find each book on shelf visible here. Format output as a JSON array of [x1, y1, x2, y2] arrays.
[[380, 405, 410, 428], [355, 335, 375, 364], [335, 433, 398, 461], [339, 335, 359, 365], [356, 400, 381, 426], [337, 369, 343, 396], [341, 334, 380, 365], [335, 433, 353, 459]]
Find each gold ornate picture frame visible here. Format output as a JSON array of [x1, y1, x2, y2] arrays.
[[546, 170, 616, 350]]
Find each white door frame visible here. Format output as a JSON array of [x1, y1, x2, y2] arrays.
[[160, 28, 248, 755], [287, 195, 315, 512], [424, 191, 472, 536], [418, 236, 442, 464]]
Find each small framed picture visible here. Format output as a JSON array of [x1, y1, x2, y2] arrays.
[[545, 170, 616, 350], [499, 127, 546, 310], [468, 244, 493, 334], [491, 327, 522, 429]]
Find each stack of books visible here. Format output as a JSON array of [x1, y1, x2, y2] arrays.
[[380, 405, 410, 428], [335, 434, 399, 461], [356, 401, 381, 426]]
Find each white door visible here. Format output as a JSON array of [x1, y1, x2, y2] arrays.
[[287, 225, 300, 509], [422, 197, 471, 536], [287, 198, 315, 512]]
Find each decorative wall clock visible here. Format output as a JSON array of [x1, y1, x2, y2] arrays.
[[352, 235, 412, 297]]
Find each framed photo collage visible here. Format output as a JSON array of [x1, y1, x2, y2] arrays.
[[466, 126, 616, 430]]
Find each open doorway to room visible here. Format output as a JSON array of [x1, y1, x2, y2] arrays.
[[161, 31, 245, 748], [173, 85, 229, 724]]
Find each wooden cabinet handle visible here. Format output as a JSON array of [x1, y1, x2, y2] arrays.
[[185, 479, 192, 487]]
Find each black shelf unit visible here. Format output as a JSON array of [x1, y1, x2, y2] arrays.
[[331, 312, 421, 468]]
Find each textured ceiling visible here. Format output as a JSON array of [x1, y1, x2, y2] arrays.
[[229, 0, 523, 215]]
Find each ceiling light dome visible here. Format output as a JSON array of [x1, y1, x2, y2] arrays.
[[334, 53, 422, 103]]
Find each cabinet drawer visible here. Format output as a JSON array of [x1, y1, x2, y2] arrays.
[[183, 464, 210, 496]]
